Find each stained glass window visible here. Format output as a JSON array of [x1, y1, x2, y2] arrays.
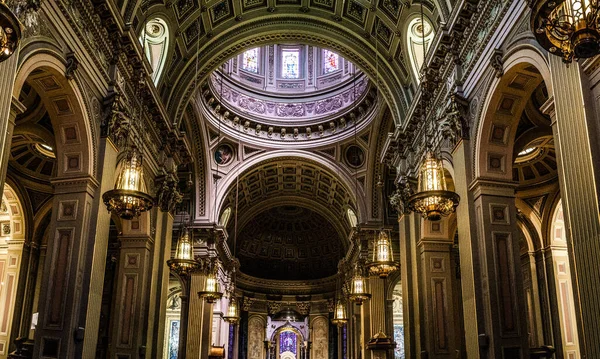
[[282, 50, 300, 79], [168, 320, 180, 359], [242, 48, 259, 73], [393, 282, 405, 359], [279, 331, 297, 354], [323, 50, 339, 74]]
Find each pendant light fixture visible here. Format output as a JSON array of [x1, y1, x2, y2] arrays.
[[103, 30, 153, 219], [0, 1, 20, 62], [348, 262, 371, 305], [223, 165, 241, 325], [364, 32, 398, 278], [222, 268, 240, 324], [168, 209, 198, 275], [198, 258, 223, 304], [331, 299, 349, 327], [406, 3, 459, 221], [531, 0, 600, 63], [368, 229, 398, 278], [197, 34, 226, 305], [407, 152, 459, 221]]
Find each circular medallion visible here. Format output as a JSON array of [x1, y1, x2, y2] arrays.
[[214, 143, 234, 165], [345, 145, 365, 168]]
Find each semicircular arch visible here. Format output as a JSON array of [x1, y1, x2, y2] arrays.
[[166, 17, 410, 127]]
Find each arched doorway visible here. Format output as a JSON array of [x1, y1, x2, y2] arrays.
[[0, 183, 26, 357]]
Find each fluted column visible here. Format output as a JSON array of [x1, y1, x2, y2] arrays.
[[186, 272, 214, 358], [397, 212, 422, 358], [148, 210, 174, 358], [0, 53, 20, 191], [369, 278, 386, 336], [542, 56, 600, 357], [32, 176, 99, 358], [417, 218, 458, 359]]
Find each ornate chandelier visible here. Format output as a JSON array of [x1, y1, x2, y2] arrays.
[[103, 148, 154, 220], [0, 2, 20, 62], [331, 300, 348, 327], [407, 152, 459, 221], [167, 228, 198, 275], [198, 264, 223, 304], [368, 230, 398, 278], [531, 0, 600, 62], [223, 296, 240, 324], [348, 265, 371, 305]]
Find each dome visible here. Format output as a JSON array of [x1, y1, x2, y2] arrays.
[[198, 44, 379, 147]]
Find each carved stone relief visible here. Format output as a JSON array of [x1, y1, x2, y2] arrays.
[[312, 316, 328, 359], [248, 316, 265, 359]]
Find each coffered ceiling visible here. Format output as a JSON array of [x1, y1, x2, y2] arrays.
[[139, 0, 443, 126]]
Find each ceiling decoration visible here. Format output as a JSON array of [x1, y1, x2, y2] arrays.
[[197, 74, 377, 147], [221, 44, 359, 97], [236, 205, 344, 280], [154, 0, 445, 126], [512, 135, 557, 186], [221, 157, 357, 235], [10, 83, 57, 181]]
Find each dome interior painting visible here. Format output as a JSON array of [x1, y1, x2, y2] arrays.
[[198, 43, 378, 147]]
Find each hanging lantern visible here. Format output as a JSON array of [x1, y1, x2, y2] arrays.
[[407, 152, 459, 221], [531, 0, 600, 62], [167, 228, 198, 275], [223, 297, 240, 324], [348, 269, 371, 305], [198, 268, 223, 304], [368, 230, 398, 278], [0, 2, 20, 63], [331, 300, 348, 327], [103, 149, 154, 220]]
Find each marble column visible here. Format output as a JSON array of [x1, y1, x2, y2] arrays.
[[0, 53, 20, 192], [451, 139, 486, 359], [108, 213, 155, 358], [542, 56, 600, 357], [470, 179, 529, 358], [417, 218, 458, 359], [186, 272, 214, 359], [148, 210, 174, 359], [32, 176, 99, 358], [397, 212, 422, 358], [80, 137, 118, 358]]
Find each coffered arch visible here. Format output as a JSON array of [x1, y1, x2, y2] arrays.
[[213, 151, 367, 223], [474, 47, 552, 181], [163, 18, 409, 127], [145, 0, 450, 121]]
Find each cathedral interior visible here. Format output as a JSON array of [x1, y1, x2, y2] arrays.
[[0, 0, 599, 357]]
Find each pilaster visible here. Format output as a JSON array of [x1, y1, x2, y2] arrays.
[[32, 176, 99, 358], [417, 219, 458, 358], [469, 178, 529, 358], [108, 214, 154, 358]]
